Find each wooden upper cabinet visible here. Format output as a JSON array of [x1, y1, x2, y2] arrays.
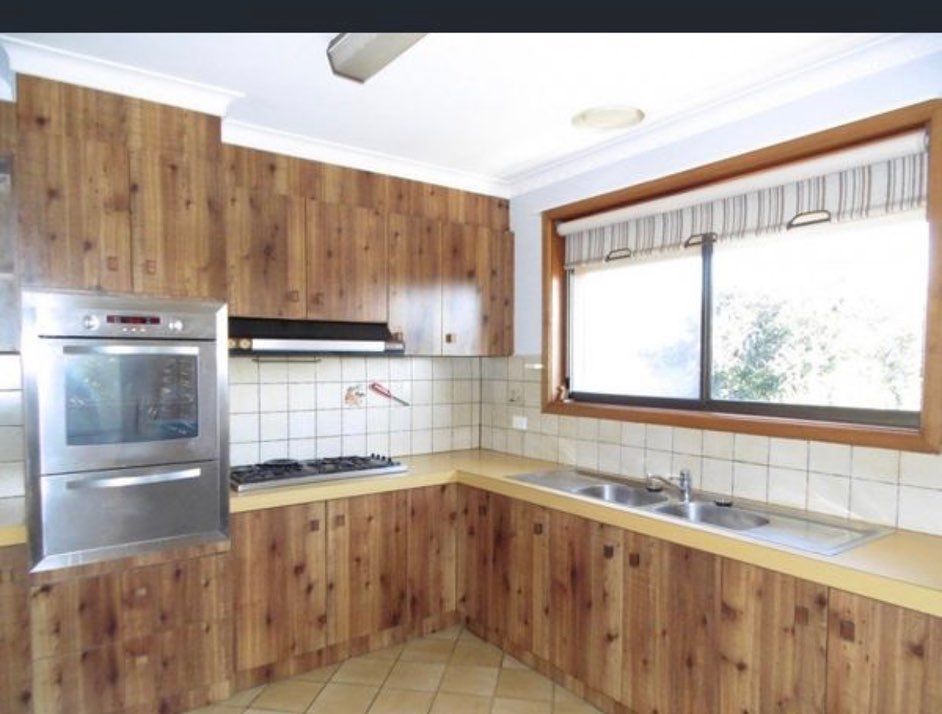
[[388, 213, 442, 354], [16, 132, 132, 291], [225, 188, 306, 318], [486, 229, 514, 355], [306, 163, 387, 211], [827, 589, 942, 713], [16, 75, 132, 145], [222, 145, 303, 198], [129, 149, 227, 299], [306, 200, 387, 322], [0, 546, 31, 714]]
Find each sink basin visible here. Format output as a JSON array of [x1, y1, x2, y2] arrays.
[[653, 501, 769, 531], [575, 483, 669, 508]]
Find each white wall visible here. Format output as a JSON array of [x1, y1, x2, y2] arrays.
[[511, 51, 942, 355]]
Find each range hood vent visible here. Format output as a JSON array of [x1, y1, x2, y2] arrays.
[[228, 317, 405, 356]]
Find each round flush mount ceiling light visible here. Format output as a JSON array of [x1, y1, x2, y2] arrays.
[[571, 106, 645, 130]]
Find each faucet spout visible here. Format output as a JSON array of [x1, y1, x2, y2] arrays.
[[646, 469, 693, 503]]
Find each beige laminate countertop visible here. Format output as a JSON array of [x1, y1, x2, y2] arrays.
[[4, 451, 942, 618]]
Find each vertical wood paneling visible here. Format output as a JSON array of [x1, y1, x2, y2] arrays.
[[442, 222, 486, 356], [16, 75, 131, 144], [306, 163, 387, 210], [388, 212, 443, 355], [0, 545, 31, 714], [222, 145, 303, 197], [457, 486, 492, 636], [0, 100, 17, 155], [407, 484, 458, 634]]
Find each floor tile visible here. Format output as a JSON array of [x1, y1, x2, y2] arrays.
[[185, 706, 242, 714], [449, 639, 504, 667], [368, 687, 434, 714], [399, 637, 456, 664], [429, 691, 492, 714], [427, 625, 462, 641], [333, 656, 396, 685], [362, 643, 405, 660], [502, 653, 527, 669], [293, 663, 340, 682], [495, 669, 554, 702], [307, 682, 379, 714], [383, 661, 446, 692], [554, 685, 603, 713], [491, 697, 552, 714], [251, 679, 324, 712], [438, 664, 499, 696], [221, 685, 265, 708]]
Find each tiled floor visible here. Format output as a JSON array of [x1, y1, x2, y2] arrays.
[[187, 626, 601, 714]]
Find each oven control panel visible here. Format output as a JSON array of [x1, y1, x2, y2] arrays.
[[77, 313, 186, 335]]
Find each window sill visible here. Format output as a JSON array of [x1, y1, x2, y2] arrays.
[[543, 399, 935, 453]]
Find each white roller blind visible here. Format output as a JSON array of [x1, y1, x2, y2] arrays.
[[560, 130, 929, 269]]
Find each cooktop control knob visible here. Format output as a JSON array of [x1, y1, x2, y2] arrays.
[[81, 314, 99, 331], [166, 318, 184, 332]]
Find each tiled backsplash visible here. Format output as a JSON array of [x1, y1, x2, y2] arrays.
[[228, 355, 481, 466], [480, 355, 942, 536], [0, 354, 24, 499]]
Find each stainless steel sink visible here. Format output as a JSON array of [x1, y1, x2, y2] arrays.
[[652, 501, 769, 530], [575, 483, 669, 508]]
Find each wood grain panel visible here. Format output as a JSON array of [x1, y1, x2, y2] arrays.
[[456, 487, 492, 637], [126, 98, 220, 159], [504, 498, 550, 659], [719, 559, 828, 713], [0, 545, 31, 714], [326, 492, 409, 646], [304, 163, 387, 210], [16, 75, 131, 143], [222, 145, 303, 197], [16, 132, 132, 291], [442, 222, 486, 356], [827, 589, 942, 713], [306, 200, 387, 322], [226, 188, 306, 318], [0, 99, 17, 155], [129, 149, 226, 299], [388, 177, 446, 220], [407, 484, 458, 634], [485, 228, 514, 355], [387, 212, 442, 355]]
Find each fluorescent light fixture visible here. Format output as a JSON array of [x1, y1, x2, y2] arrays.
[[572, 106, 645, 131], [327, 33, 426, 83]]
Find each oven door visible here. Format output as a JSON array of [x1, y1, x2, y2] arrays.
[[33, 338, 218, 474]]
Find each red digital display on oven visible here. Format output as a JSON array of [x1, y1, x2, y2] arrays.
[[106, 315, 161, 325]]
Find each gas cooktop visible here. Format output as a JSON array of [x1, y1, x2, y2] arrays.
[[230, 455, 408, 492]]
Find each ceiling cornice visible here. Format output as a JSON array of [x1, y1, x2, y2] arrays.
[[222, 119, 512, 198], [0, 35, 243, 116], [503, 33, 942, 197]]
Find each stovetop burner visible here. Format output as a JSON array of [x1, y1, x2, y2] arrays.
[[230, 454, 407, 492]]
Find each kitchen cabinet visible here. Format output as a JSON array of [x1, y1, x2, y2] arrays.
[[309, 162, 388, 211], [306, 200, 388, 323], [326, 491, 410, 646], [718, 559, 828, 713], [129, 149, 227, 299], [0, 545, 31, 714], [231, 502, 327, 677], [827, 588, 942, 713], [457, 486, 493, 636], [225, 188, 306, 318], [407, 484, 459, 635], [388, 212, 443, 354]]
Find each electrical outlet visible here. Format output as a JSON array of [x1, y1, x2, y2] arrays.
[[512, 415, 528, 430]]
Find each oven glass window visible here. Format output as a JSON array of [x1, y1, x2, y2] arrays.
[[65, 354, 199, 445]]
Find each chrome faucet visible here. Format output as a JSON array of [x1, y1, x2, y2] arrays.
[[646, 469, 693, 503]]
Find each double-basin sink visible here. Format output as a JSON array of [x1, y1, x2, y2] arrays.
[[514, 469, 890, 555]]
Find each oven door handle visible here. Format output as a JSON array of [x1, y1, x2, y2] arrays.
[[62, 344, 201, 356], [65, 468, 202, 490]]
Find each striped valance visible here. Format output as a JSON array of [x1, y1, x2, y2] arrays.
[[562, 147, 929, 270]]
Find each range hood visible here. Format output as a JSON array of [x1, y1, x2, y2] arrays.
[[228, 317, 405, 355]]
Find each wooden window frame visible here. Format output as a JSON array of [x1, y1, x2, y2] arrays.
[[542, 100, 942, 453]]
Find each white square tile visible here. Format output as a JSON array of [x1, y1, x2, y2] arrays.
[[260, 412, 289, 441], [433, 381, 454, 405], [523, 361, 542, 383], [387, 406, 410, 431], [505, 429, 523, 456], [342, 434, 366, 454], [412, 430, 432, 454], [900, 451, 942, 489], [523, 431, 542, 459], [288, 384, 316, 411], [412, 358, 433, 380], [733, 462, 768, 501], [808, 473, 850, 517], [432, 358, 452, 380], [702, 431, 733, 460], [289, 438, 318, 460], [367, 408, 390, 434], [645, 449, 672, 476], [365, 357, 389, 381], [598, 420, 621, 444], [673, 428, 702, 456], [851, 447, 899, 484], [701, 458, 733, 496], [230, 384, 259, 414], [230, 442, 259, 466], [598, 443, 620, 473], [558, 437, 577, 466], [577, 418, 599, 441], [480, 427, 493, 449], [341, 357, 366, 382], [767, 467, 807, 509], [452, 427, 472, 450], [389, 381, 412, 404], [316, 382, 343, 410], [367, 432, 390, 455], [850, 480, 899, 526], [389, 357, 412, 381], [0, 427, 23, 460], [808, 442, 851, 476], [342, 409, 367, 435], [537, 434, 558, 462], [0, 392, 22, 426], [734, 434, 769, 465], [541, 414, 559, 436], [258, 361, 288, 384], [316, 436, 341, 458], [558, 416, 580, 438], [411, 380, 432, 406], [646, 425, 672, 452], [230, 413, 259, 443], [0, 355, 22, 390], [287, 361, 317, 383], [671, 453, 701, 486], [575, 439, 599, 469], [508, 356, 525, 381], [433, 428, 453, 453], [228, 357, 258, 384], [452, 404, 472, 427], [0, 462, 25, 498], [390, 430, 411, 456], [317, 357, 342, 381], [621, 422, 645, 447], [259, 384, 288, 412], [289, 411, 316, 440], [523, 382, 541, 407], [412, 406, 432, 431], [453, 358, 474, 379], [898, 486, 942, 535], [259, 440, 288, 460], [619, 446, 645, 478], [769, 438, 808, 470], [454, 380, 474, 403], [432, 404, 453, 428], [316, 410, 342, 437]]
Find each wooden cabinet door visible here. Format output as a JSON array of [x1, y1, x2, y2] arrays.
[[503, 498, 551, 660], [388, 213, 443, 355], [226, 188, 306, 318], [550, 511, 623, 700], [719, 559, 827, 713], [0, 546, 31, 714], [407, 484, 458, 634], [129, 149, 227, 299], [326, 492, 409, 646], [622, 533, 720, 714], [16, 132, 132, 291], [457, 486, 493, 636], [486, 229, 514, 355], [231, 503, 327, 673], [827, 589, 942, 713], [306, 200, 387, 322]]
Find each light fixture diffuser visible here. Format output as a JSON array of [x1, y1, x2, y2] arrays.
[[572, 106, 645, 130], [327, 33, 426, 83]]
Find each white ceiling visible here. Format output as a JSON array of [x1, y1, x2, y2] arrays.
[[2, 33, 940, 196]]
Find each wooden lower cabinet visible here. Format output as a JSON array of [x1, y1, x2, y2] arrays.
[[827, 588, 942, 713], [0, 545, 31, 714], [407, 484, 458, 635]]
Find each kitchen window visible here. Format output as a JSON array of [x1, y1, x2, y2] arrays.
[[543, 102, 942, 450]]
